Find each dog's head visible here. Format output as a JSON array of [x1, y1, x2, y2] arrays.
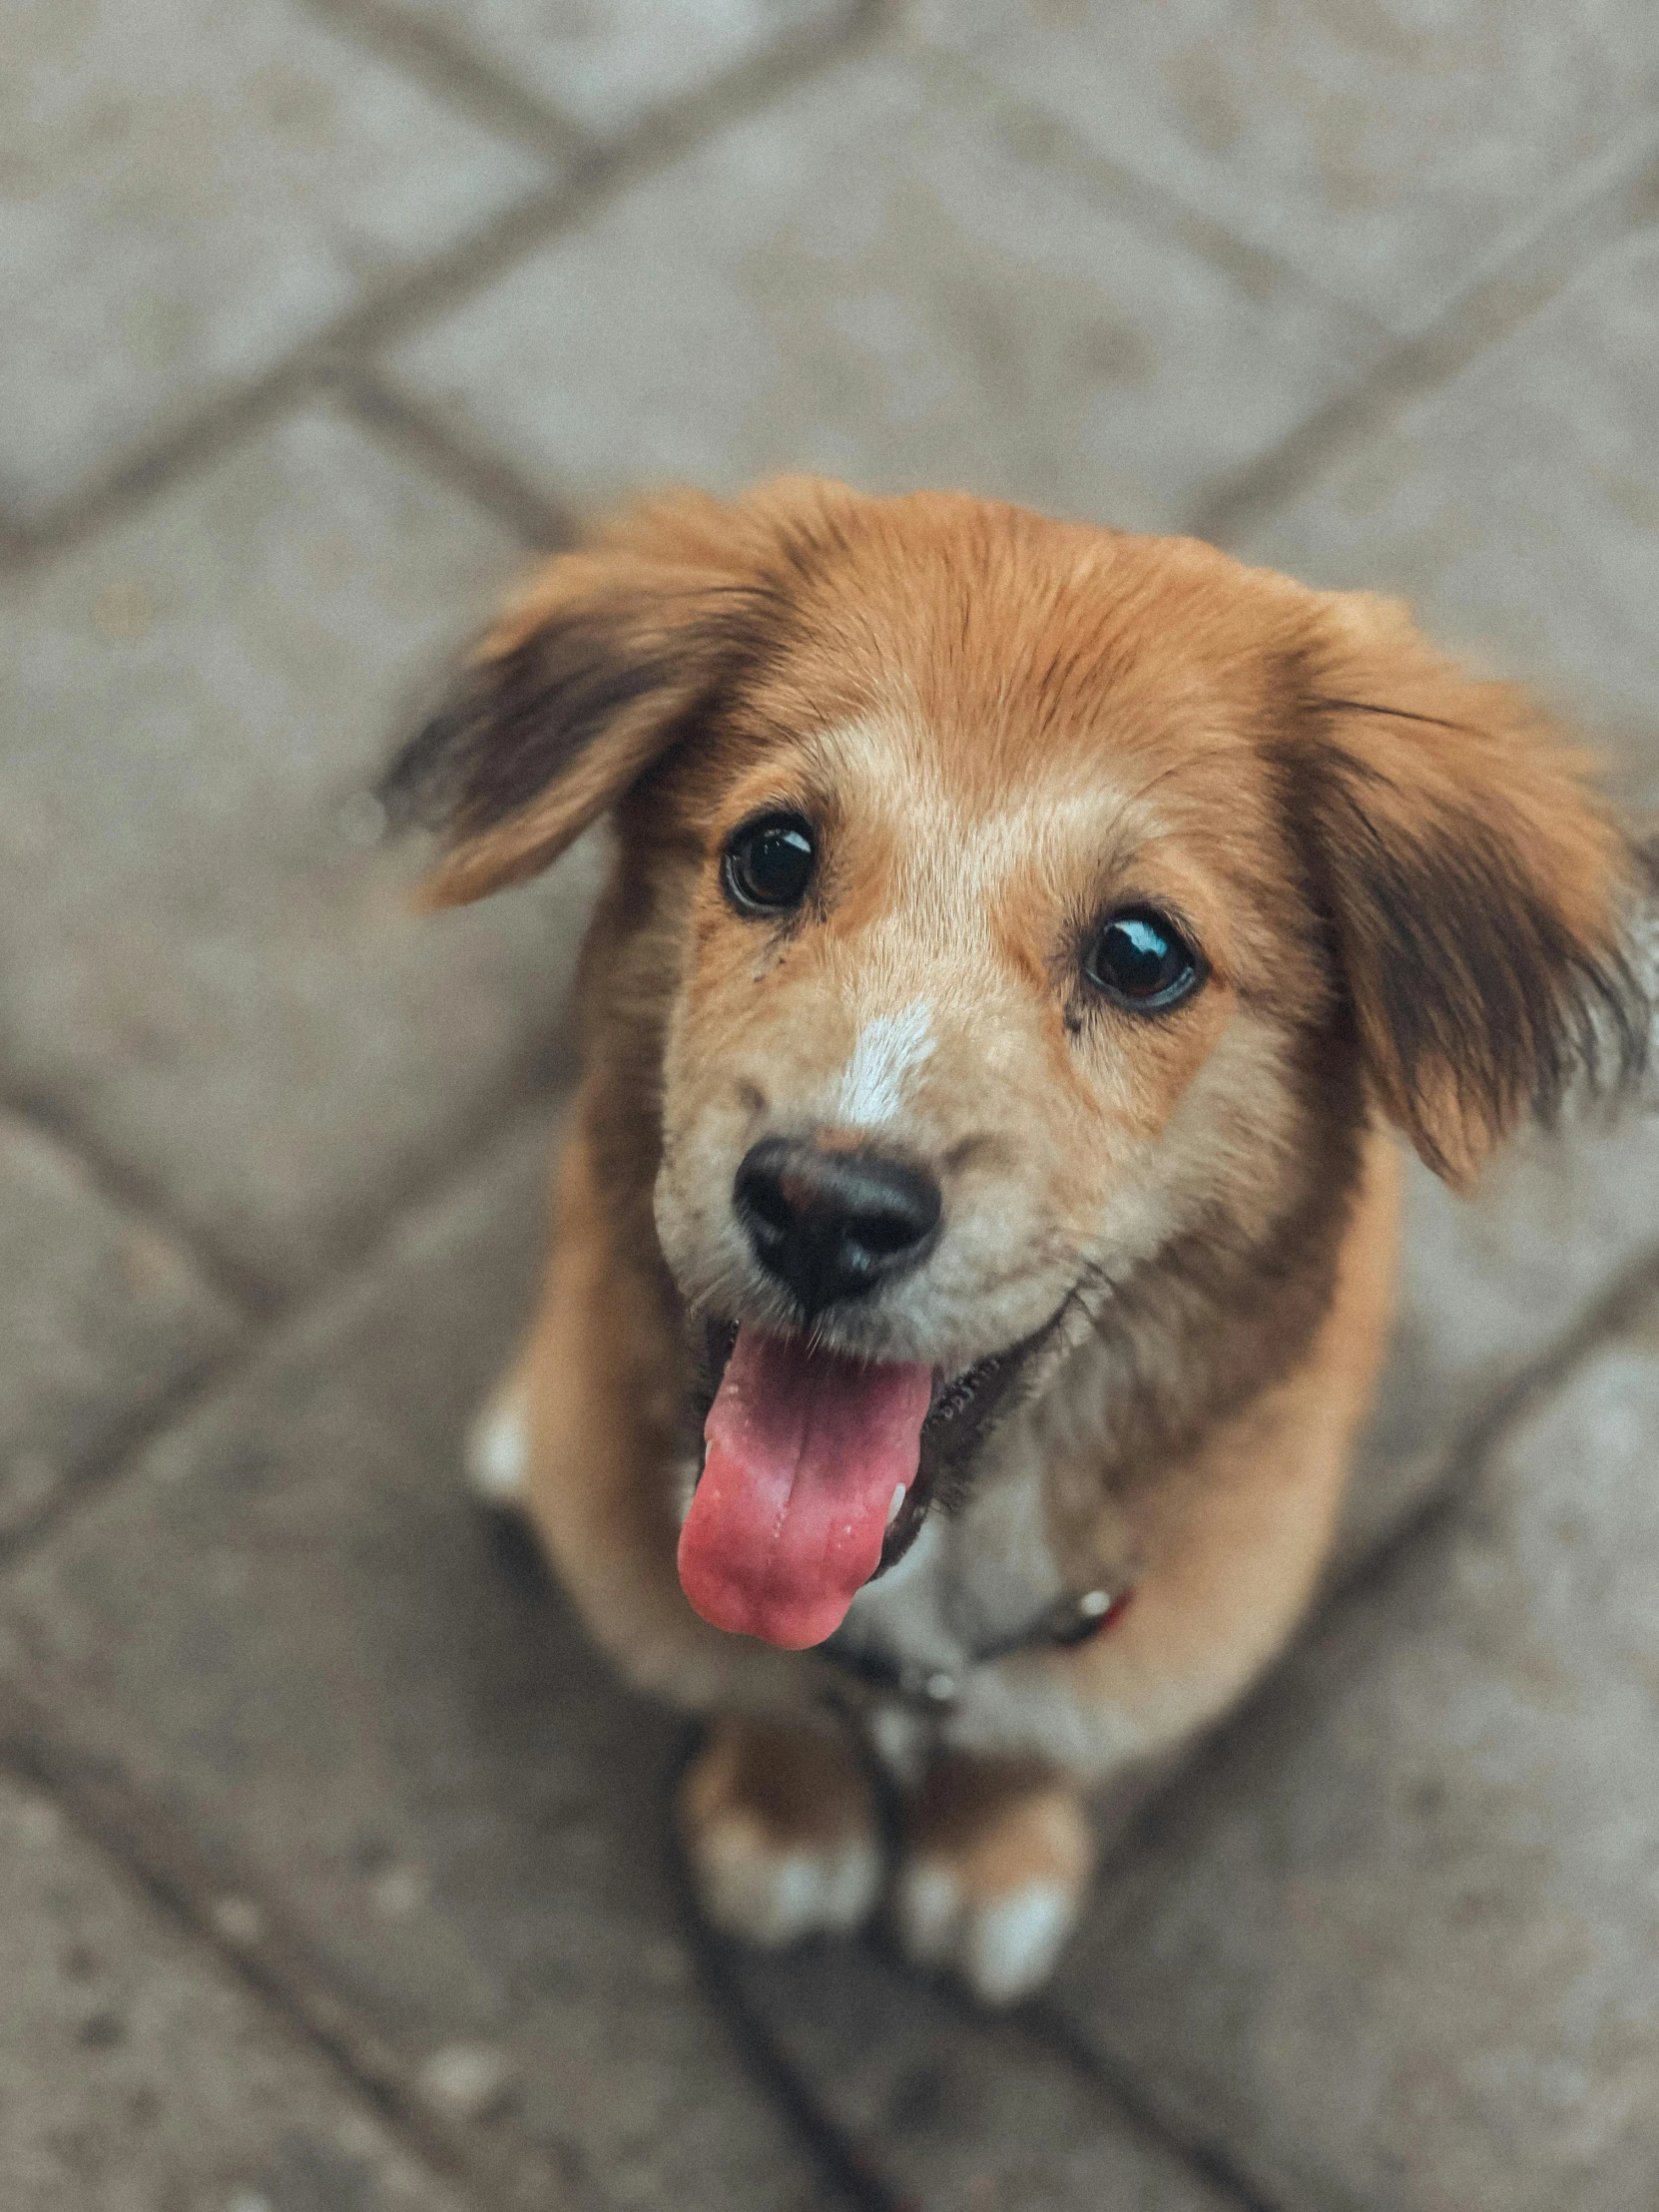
[[386, 478, 1645, 1649]]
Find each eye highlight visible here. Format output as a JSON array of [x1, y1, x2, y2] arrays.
[[722, 812, 817, 914], [1084, 907, 1203, 1012]]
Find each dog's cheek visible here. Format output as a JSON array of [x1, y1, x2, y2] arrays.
[[1095, 1007, 1316, 1263], [652, 1093, 751, 1308], [656, 999, 796, 1310], [652, 982, 733, 1294], [874, 1100, 1117, 1359]]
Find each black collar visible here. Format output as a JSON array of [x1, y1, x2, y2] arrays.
[[817, 1582, 1135, 1713]]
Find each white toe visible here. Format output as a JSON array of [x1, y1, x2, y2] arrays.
[[964, 1882, 1075, 2005], [694, 1810, 882, 1946], [465, 1393, 529, 1509], [894, 1861, 1080, 2003]]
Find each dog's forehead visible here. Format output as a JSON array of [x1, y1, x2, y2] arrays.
[[799, 709, 1138, 848], [748, 659, 1277, 891], [737, 519, 1292, 831]]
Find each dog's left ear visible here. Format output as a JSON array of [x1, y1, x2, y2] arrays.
[[1289, 592, 1647, 1184], [378, 488, 792, 907]]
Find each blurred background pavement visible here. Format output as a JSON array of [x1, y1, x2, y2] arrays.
[[4, 3, 1659, 2207]]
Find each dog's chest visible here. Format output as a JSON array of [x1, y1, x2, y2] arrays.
[[819, 1364, 1147, 1772], [835, 1444, 1066, 1690]]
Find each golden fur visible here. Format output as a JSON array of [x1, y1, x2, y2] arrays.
[[386, 478, 1643, 2001]]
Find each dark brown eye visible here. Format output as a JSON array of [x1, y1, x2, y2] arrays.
[[1084, 908, 1202, 1011], [723, 813, 817, 913]]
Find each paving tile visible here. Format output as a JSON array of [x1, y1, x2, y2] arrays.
[[0, 1116, 829, 2212], [1046, 1287, 1659, 2212], [0, 1100, 1245, 2209], [1339, 1115, 1659, 1568], [359, 0, 853, 139], [737, 1937, 1241, 2210], [4, 1000, 1651, 2204], [1239, 225, 1659, 801], [383, 48, 1380, 533], [7, 1098, 1649, 2212], [0, 402, 605, 1297], [0, 0, 547, 529], [0, 1769, 466, 2212], [0, 1114, 242, 1541], [907, 0, 1659, 334], [1227, 224, 1659, 1559]]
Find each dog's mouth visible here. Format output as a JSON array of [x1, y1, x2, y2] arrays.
[[676, 1314, 1054, 1650]]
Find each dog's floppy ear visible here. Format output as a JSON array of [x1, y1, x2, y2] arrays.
[[379, 489, 789, 907], [1289, 593, 1646, 1184]]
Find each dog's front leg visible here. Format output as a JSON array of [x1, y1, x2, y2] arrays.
[[891, 1752, 1095, 2006], [677, 1713, 884, 1946]]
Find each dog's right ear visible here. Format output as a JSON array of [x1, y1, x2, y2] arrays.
[[1288, 591, 1648, 1184], [379, 491, 786, 906]]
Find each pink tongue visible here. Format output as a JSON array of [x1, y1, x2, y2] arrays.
[[678, 1327, 932, 1650]]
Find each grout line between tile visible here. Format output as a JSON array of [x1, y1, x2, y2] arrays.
[[3, 1341, 241, 1563], [1324, 1233, 1659, 1618], [669, 1719, 1266, 2212], [317, 0, 891, 353], [311, 0, 891, 162], [10, 5, 1652, 2197], [1190, 122, 1659, 547], [0, 1082, 276, 1323], [335, 365, 577, 549], [1009, 2000, 1283, 2212], [663, 1728, 915, 2212], [2, 0, 887, 575], [978, 1240, 1659, 2212], [542, 0, 890, 166], [0, 1707, 567, 2212], [11, 1104, 1656, 2206], [0, 1074, 571, 1573], [932, 45, 1383, 344], [300, 0, 591, 164], [0, 187, 572, 574]]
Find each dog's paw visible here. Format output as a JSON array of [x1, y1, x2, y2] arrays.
[[678, 1717, 882, 1948], [465, 1382, 530, 1511], [892, 1762, 1093, 2004], [893, 1857, 1079, 2004]]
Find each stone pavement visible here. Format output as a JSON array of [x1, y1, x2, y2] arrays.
[[4, 3, 1659, 2206]]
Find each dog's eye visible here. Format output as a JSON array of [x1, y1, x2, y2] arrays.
[[1084, 908, 1202, 1011], [723, 814, 817, 914]]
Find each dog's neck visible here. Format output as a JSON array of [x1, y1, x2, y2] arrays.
[[1049, 1124, 1362, 1497]]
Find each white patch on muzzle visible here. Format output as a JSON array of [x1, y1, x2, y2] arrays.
[[836, 998, 936, 1126]]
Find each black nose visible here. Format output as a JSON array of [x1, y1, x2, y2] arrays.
[[734, 1137, 942, 1318]]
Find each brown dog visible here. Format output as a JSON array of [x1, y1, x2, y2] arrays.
[[384, 477, 1643, 2002]]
